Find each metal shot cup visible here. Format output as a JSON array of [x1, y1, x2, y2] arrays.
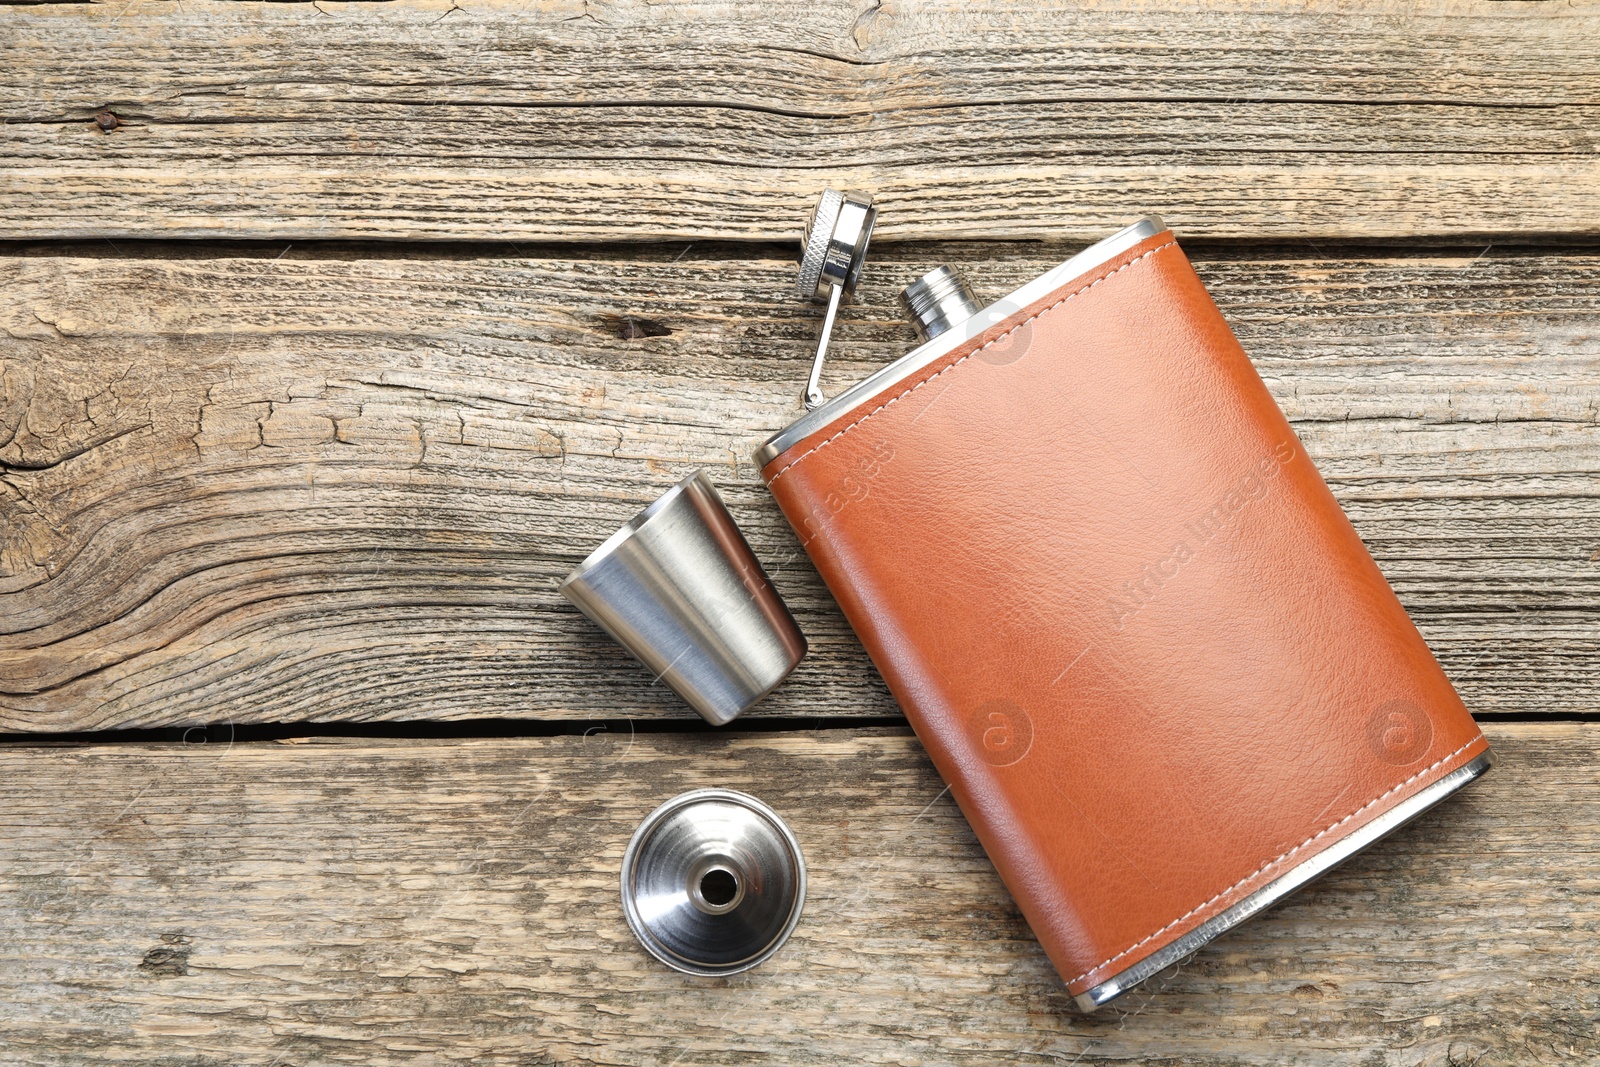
[[559, 470, 807, 726]]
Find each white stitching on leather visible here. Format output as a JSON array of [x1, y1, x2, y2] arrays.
[[764, 240, 1179, 484], [1066, 735, 1486, 989]]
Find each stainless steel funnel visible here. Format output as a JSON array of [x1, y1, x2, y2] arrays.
[[620, 789, 807, 975]]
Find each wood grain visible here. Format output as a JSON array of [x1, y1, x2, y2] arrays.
[[2, 243, 1597, 731], [3, 0, 1599, 241], [0, 722, 1588, 1066], [3, 3, 1595, 1064]]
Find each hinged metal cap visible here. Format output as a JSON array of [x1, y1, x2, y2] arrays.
[[795, 189, 875, 302], [794, 189, 876, 409]]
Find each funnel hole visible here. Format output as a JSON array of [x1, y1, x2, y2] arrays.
[[699, 868, 739, 907]]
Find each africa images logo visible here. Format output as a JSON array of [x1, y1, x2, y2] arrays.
[[1107, 440, 1298, 632], [1365, 699, 1434, 766], [967, 699, 1034, 766], [823, 438, 895, 515], [793, 439, 896, 548]]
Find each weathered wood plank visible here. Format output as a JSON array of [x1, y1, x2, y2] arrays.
[[3, 0, 1599, 240], [0, 723, 1588, 1065], [2, 243, 1597, 730]]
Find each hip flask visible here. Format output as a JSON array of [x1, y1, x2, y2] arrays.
[[754, 192, 1492, 1010]]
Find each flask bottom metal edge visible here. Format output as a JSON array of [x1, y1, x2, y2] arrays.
[[1075, 749, 1494, 1012]]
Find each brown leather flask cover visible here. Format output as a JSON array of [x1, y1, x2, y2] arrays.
[[759, 230, 1489, 1001]]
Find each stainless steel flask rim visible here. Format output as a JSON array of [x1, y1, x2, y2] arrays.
[[620, 788, 807, 977], [899, 264, 983, 343], [758, 215, 1168, 466]]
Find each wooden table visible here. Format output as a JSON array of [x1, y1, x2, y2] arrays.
[[3, 2, 1597, 1063]]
